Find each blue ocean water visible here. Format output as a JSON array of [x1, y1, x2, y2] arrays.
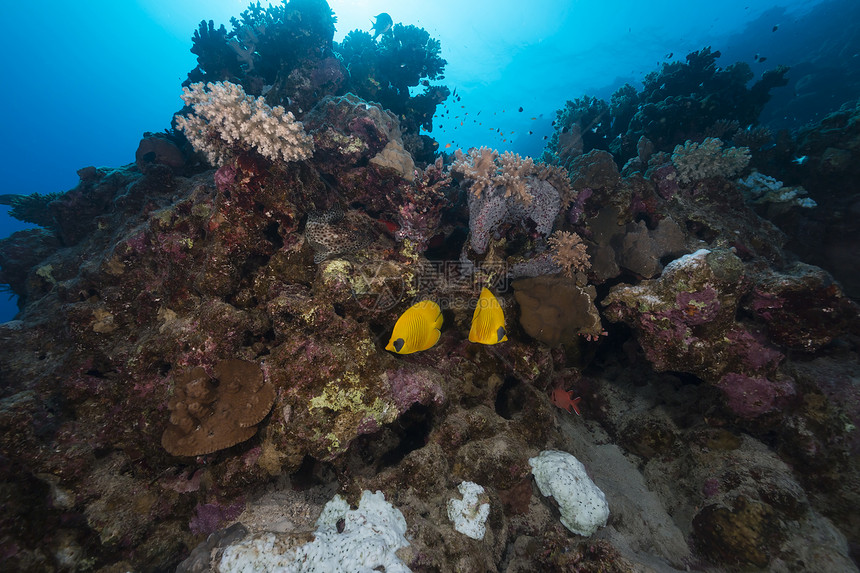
[[0, 0, 854, 322]]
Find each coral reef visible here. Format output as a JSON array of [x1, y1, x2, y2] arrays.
[[0, 192, 63, 230], [543, 47, 788, 166], [2, 7, 860, 573], [547, 230, 590, 278], [453, 147, 569, 257], [337, 24, 449, 138]]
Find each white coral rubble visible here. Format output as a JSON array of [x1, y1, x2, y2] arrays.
[[447, 481, 490, 540], [529, 450, 609, 537], [218, 490, 410, 573]]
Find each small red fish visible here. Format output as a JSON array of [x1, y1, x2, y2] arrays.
[[378, 219, 399, 233], [551, 387, 582, 416]]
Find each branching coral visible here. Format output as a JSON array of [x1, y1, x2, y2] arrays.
[[737, 171, 816, 209], [175, 81, 314, 166], [497, 152, 536, 205], [0, 192, 63, 230], [226, 0, 337, 83], [452, 147, 499, 197], [545, 96, 611, 163], [542, 47, 789, 163], [454, 148, 571, 203], [336, 24, 449, 136], [548, 230, 590, 277], [185, 20, 243, 85], [671, 137, 750, 184], [454, 148, 568, 254], [377, 24, 447, 90]]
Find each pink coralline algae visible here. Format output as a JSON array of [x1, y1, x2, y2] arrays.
[[391, 158, 451, 251], [675, 287, 721, 325], [567, 186, 593, 225], [714, 373, 796, 419], [702, 477, 720, 498], [650, 162, 680, 200], [603, 248, 785, 383], [745, 263, 856, 351], [386, 367, 446, 414], [188, 500, 245, 536], [214, 164, 237, 191], [723, 327, 783, 372]]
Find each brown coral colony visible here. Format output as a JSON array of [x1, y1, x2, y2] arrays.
[[162, 359, 275, 456]]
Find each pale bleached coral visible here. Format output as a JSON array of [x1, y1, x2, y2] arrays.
[[738, 170, 817, 209], [497, 152, 535, 204], [453, 147, 571, 206], [452, 147, 498, 197], [671, 137, 750, 184], [174, 81, 314, 166]]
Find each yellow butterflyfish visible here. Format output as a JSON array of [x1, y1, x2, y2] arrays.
[[386, 300, 443, 354], [469, 288, 508, 345]]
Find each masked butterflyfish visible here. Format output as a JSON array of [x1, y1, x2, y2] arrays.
[[469, 288, 508, 345], [386, 300, 443, 354]]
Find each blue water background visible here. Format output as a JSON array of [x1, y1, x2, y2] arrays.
[[0, 0, 843, 321]]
